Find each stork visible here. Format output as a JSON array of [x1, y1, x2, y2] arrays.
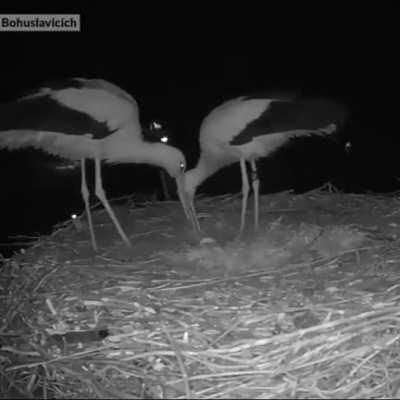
[[0, 77, 198, 251], [184, 95, 349, 235]]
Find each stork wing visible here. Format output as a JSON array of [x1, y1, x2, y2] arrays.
[[0, 94, 113, 138], [48, 78, 141, 136], [0, 78, 142, 140], [230, 98, 348, 145]]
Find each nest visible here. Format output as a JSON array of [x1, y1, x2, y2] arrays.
[[2, 187, 400, 398]]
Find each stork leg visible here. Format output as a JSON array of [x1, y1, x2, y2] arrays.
[[250, 159, 259, 231], [81, 158, 98, 251], [94, 157, 132, 248], [239, 158, 250, 234]]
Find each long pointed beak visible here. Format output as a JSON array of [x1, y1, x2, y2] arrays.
[[175, 174, 201, 236]]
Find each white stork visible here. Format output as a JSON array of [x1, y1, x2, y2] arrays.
[[184, 95, 349, 234], [0, 77, 198, 251]]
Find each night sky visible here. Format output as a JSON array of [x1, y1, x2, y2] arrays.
[[0, 7, 398, 256]]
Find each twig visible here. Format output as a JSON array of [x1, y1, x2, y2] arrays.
[[162, 324, 192, 399], [209, 317, 242, 347], [33, 266, 61, 293]]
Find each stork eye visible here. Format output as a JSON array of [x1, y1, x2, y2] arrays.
[[179, 161, 186, 171]]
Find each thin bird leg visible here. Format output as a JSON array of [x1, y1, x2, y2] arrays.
[[250, 159, 260, 231], [81, 158, 98, 251], [239, 158, 250, 234], [94, 157, 132, 248]]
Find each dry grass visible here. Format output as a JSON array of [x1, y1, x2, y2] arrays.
[[2, 188, 400, 398]]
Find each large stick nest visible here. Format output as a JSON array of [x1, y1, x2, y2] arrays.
[[2, 188, 400, 398]]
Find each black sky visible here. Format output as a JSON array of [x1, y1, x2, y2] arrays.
[[1, 7, 395, 104]]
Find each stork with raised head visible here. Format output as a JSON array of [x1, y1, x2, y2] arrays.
[[0, 78, 199, 251], [184, 95, 349, 234]]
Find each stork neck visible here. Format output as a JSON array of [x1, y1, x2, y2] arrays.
[[121, 141, 172, 170], [140, 142, 173, 168], [186, 154, 223, 193], [103, 135, 171, 169]]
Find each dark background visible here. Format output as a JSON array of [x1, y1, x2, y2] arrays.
[[0, 6, 398, 256]]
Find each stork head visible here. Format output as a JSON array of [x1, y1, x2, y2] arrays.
[[157, 145, 201, 235], [183, 152, 222, 203], [157, 145, 186, 179]]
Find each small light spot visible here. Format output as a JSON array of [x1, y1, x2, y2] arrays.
[[55, 163, 78, 171], [161, 136, 168, 143], [151, 121, 162, 130], [71, 214, 78, 220]]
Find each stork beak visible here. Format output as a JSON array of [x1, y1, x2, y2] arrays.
[[175, 174, 201, 236]]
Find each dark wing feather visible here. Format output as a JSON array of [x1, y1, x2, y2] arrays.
[[0, 94, 113, 138], [230, 99, 348, 145]]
